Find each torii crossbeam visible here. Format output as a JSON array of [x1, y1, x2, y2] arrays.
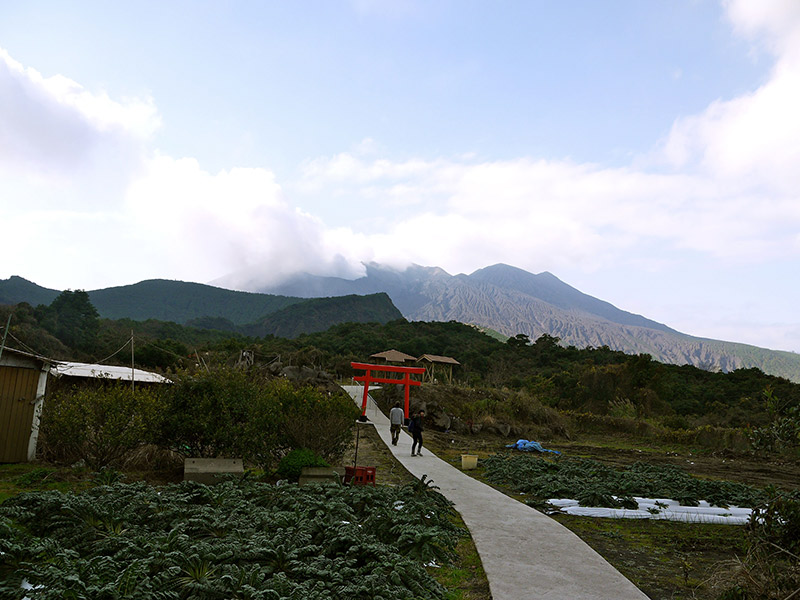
[[351, 362, 424, 418]]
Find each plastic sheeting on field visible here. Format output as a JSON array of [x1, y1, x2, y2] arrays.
[[506, 439, 561, 455], [546, 497, 752, 525]]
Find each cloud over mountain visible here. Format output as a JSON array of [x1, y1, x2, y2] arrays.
[[1, 1, 800, 352]]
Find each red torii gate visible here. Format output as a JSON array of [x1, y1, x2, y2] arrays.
[[351, 362, 424, 418]]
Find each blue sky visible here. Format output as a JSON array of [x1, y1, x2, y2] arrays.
[[1, 1, 799, 353]]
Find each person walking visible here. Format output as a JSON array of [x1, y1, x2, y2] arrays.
[[389, 402, 404, 446], [410, 409, 425, 456]]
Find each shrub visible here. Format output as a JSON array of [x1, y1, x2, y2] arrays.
[[269, 380, 358, 463], [661, 414, 691, 430], [159, 369, 357, 469], [564, 411, 655, 437], [749, 388, 800, 454], [748, 489, 800, 558], [719, 489, 800, 599], [276, 448, 329, 482], [39, 383, 165, 469], [159, 368, 265, 459]]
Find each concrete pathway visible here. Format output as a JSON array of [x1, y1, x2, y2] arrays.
[[342, 386, 649, 600]]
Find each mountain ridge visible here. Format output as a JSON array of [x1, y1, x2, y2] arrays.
[[252, 262, 800, 382], [0, 276, 403, 339], [3, 266, 799, 381]]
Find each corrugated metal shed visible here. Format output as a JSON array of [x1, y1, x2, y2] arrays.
[[0, 347, 51, 462], [50, 362, 171, 384]]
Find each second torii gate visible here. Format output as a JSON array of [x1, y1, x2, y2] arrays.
[[351, 362, 424, 418]]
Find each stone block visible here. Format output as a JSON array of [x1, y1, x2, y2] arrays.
[[184, 458, 244, 484], [298, 466, 341, 486]]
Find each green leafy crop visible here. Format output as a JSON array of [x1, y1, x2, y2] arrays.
[[483, 454, 767, 509], [0, 479, 462, 599]]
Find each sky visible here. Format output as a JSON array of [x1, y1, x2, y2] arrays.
[[1, 0, 799, 353]]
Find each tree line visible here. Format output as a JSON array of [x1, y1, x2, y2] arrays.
[[3, 291, 799, 430]]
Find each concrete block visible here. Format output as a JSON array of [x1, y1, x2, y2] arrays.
[[184, 458, 244, 484], [298, 466, 340, 486], [461, 454, 478, 470]]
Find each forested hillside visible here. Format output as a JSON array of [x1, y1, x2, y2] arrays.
[[5, 270, 799, 381], [242, 293, 402, 338], [0, 278, 401, 342], [3, 291, 798, 433], [0, 276, 60, 307], [0, 276, 302, 324], [89, 279, 304, 324], [281, 320, 799, 428]]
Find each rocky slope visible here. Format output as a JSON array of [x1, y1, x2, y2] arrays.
[[255, 263, 800, 381]]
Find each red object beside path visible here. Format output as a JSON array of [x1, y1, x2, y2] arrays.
[[344, 465, 376, 486]]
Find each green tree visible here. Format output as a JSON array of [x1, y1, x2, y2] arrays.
[[39, 290, 100, 352], [507, 333, 531, 349]]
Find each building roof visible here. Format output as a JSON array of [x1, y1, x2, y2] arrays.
[[418, 353, 461, 365], [370, 349, 418, 363], [51, 362, 171, 384], [0, 346, 51, 369]]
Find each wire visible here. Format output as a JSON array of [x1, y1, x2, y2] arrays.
[[4, 331, 41, 356], [130, 334, 192, 362], [95, 336, 132, 365]]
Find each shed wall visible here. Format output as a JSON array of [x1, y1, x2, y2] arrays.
[[0, 365, 40, 462]]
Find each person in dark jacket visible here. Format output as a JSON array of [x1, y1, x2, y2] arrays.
[[409, 409, 425, 456]]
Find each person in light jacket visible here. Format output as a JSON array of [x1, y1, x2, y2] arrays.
[[389, 402, 405, 446]]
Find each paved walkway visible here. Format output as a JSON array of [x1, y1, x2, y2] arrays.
[[342, 386, 648, 600]]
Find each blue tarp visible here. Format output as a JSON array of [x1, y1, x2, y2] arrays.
[[505, 439, 561, 454]]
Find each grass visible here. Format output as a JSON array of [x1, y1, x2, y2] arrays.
[[423, 427, 797, 600], [438, 529, 491, 600], [550, 515, 747, 600], [0, 463, 93, 503]]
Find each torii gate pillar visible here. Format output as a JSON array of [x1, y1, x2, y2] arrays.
[[351, 362, 424, 418]]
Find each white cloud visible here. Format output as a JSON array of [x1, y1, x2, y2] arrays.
[[298, 146, 800, 278], [6, 0, 800, 291], [0, 46, 371, 291], [125, 155, 367, 287], [724, 0, 800, 57], [663, 1, 800, 193], [0, 47, 158, 184], [2, 0, 800, 349], [292, 0, 800, 283]]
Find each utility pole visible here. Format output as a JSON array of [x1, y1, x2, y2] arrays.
[[0, 314, 11, 362], [131, 330, 135, 391]]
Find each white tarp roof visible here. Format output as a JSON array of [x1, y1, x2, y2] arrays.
[[51, 362, 171, 384]]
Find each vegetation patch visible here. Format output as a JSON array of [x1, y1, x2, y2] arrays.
[[482, 454, 767, 509], [39, 370, 359, 471], [276, 448, 329, 482], [0, 479, 462, 600]]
